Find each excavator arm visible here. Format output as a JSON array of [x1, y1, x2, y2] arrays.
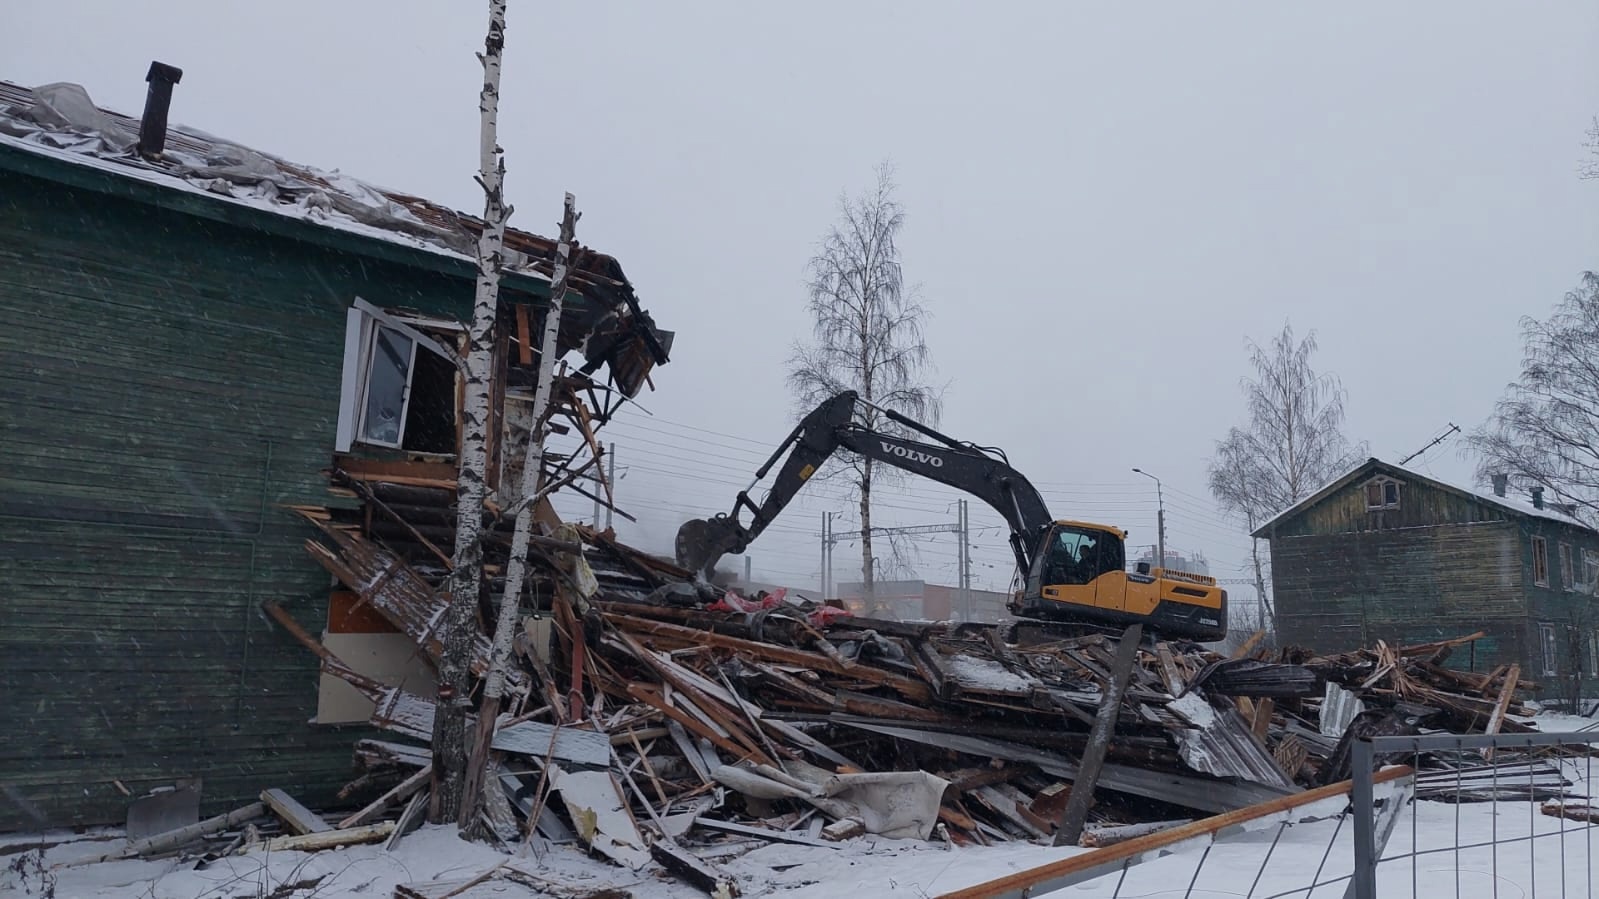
[[674, 390, 1055, 579]]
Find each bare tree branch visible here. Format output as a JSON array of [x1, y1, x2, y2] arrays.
[[1582, 117, 1599, 181], [1469, 273, 1599, 525]]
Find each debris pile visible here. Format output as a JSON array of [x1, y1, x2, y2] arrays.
[[269, 491, 1560, 856], [83, 473, 1576, 894]]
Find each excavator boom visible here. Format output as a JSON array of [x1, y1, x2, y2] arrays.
[[674, 391, 1051, 579]]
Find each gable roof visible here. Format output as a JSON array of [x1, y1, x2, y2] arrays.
[[0, 77, 671, 393], [1251, 457, 1594, 538]]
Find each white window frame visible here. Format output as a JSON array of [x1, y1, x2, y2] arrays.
[[1539, 623, 1559, 677], [1589, 630, 1599, 678], [336, 298, 461, 453], [357, 325, 419, 449], [1532, 536, 1550, 587]]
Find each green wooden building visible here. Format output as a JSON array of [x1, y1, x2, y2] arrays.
[[1253, 458, 1599, 703], [0, 76, 668, 830]]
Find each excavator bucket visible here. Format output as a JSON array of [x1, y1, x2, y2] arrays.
[[674, 516, 744, 580]]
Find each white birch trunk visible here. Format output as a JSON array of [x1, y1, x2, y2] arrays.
[[459, 195, 578, 832], [483, 193, 577, 703], [433, 0, 510, 827]]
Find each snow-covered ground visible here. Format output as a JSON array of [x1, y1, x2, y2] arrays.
[[6, 712, 1596, 898]]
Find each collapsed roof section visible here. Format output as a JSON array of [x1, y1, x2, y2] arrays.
[[0, 77, 671, 398]]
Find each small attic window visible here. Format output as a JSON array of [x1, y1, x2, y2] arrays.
[[1364, 477, 1401, 510]]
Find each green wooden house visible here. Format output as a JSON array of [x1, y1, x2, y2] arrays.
[[0, 74, 668, 830], [1253, 458, 1599, 704]]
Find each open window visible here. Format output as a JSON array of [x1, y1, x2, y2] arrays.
[[336, 298, 461, 456]]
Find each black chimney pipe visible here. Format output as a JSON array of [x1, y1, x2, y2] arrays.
[[1531, 486, 1545, 510], [136, 61, 184, 159]]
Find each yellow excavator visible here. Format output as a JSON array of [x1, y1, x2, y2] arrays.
[[674, 390, 1227, 642]]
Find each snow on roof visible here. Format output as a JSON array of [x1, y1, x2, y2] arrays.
[[0, 79, 572, 283], [1253, 458, 1593, 536]]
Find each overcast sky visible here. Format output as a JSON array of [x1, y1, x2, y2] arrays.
[[8, 2, 1597, 595]]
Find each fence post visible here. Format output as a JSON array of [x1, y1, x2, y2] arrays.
[[1349, 738, 1377, 899]]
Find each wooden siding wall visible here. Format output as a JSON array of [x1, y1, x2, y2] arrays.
[[0, 171, 466, 829], [1272, 521, 1526, 669], [1519, 518, 1599, 688]]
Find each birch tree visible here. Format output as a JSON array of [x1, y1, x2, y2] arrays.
[[1208, 323, 1366, 628], [432, 0, 510, 826], [1470, 273, 1599, 524], [789, 162, 940, 610], [460, 194, 578, 830]]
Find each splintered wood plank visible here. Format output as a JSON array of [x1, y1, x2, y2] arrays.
[[651, 839, 742, 895], [1482, 663, 1520, 760], [260, 788, 331, 835], [492, 720, 613, 767], [1231, 630, 1265, 659], [244, 822, 393, 853], [690, 816, 839, 848], [337, 765, 431, 830], [1155, 642, 1185, 695], [515, 303, 534, 365]]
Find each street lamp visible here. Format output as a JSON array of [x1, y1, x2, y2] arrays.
[[1132, 468, 1166, 571]]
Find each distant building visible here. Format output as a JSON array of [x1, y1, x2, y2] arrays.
[[1135, 547, 1211, 576], [1254, 458, 1599, 700], [835, 580, 1012, 623]]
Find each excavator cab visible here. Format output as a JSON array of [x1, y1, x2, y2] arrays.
[[1014, 521, 1228, 642]]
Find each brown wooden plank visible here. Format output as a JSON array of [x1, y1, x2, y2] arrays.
[[1482, 662, 1520, 760], [515, 303, 534, 365], [604, 614, 931, 703], [1053, 623, 1141, 846], [336, 765, 431, 829]]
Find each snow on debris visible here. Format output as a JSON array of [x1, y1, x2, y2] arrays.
[[945, 652, 1038, 693]]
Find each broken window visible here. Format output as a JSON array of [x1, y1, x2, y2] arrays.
[[337, 299, 460, 456], [1561, 543, 1574, 591], [1533, 536, 1550, 587]]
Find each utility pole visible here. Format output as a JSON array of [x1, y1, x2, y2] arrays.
[[744, 555, 752, 584], [603, 441, 616, 531], [821, 512, 832, 600], [958, 499, 970, 621], [1133, 468, 1165, 571]]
